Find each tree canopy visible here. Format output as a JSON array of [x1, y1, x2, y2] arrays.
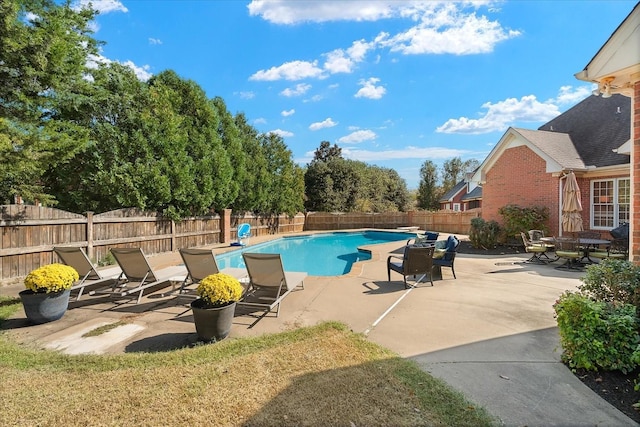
[[304, 142, 409, 213], [1, 0, 478, 219]]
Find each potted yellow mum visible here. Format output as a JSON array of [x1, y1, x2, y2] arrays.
[[190, 272, 243, 342], [20, 263, 79, 324]]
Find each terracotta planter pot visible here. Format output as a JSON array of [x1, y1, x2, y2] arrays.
[[19, 289, 70, 325], [190, 299, 236, 342]]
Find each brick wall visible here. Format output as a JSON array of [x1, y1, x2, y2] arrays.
[[482, 145, 561, 234]]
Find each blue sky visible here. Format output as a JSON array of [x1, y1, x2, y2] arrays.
[[78, 0, 636, 189]]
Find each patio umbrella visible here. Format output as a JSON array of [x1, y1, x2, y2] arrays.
[[561, 171, 583, 233]]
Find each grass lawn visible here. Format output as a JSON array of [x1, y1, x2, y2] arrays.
[[0, 296, 496, 426]]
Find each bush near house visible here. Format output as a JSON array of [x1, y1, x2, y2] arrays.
[[553, 260, 640, 374], [469, 217, 501, 249], [498, 204, 549, 244]]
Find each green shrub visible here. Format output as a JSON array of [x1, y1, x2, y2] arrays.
[[469, 217, 501, 249], [553, 291, 639, 373], [498, 204, 549, 243], [580, 259, 640, 308]]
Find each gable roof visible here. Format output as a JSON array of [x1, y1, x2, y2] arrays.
[[537, 94, 630, 168], [439, 180, 466, 203], [512, 128, 586, 170], [575, 2, 640, 95], [461, 185, 482, 201]]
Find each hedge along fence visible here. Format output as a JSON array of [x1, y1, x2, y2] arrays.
[[0, 205, 477, 282], [0, 205, 305, 282], [304, 209, 480, 235]]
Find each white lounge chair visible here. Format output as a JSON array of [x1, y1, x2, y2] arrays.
[[178, 248, 247, 295], [93, 248, 186, 304], [53, 246, 121, 301], [238, 253, 306, 327]]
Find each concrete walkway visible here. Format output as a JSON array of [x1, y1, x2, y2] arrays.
[[1, 233, 637, 426]]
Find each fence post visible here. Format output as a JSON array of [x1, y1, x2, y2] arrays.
[[221, 209, 231, 243], [171, 219, 176, 251], [86, 211, 94, 261]]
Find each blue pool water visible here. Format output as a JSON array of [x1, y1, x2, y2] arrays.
[[215, 230, 414, 276]]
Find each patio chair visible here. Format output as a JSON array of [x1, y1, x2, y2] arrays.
[[589, 237, 629, 261], [387, 244, 435, 288], [406, 231, 439, 246], [553, 237, 583, 270], [53, 246, 121, 301], [234, 223, 251, 246], [520, 232, 548, 264], [528, 229, 545, 243], [433, 235, 460, 279], [178, 248, 248, 295], [238, 253, 306, 327], [92, 248, 187, 304]]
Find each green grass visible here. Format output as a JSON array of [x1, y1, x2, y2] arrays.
[[0, 296, 496, 426]]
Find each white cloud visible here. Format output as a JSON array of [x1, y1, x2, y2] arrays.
[[237, 91, 255, 99], [378, 5, 520, 55], [149, 38, 162, 45], [436, 95, 561, 134], [551, 85, 594, 106], [121, 60, 152, 81], [268, 129, 294, 138], [281, 109, 295, 117], [250, 60, 325, 81], [303, 95, 323, 103], [281, 83, 311, 97], [355, 77, 386, 99], [74, 0, 128, 13], [323, 39, 375, 74], [254, 118, 267, 125], [309, 118, 337, 131], [341, 146, 470, 162], [248, 2, 519, 83], [247, 0, 410, 24], [338, 129, 377, 144], [87, 54, 152, 81]]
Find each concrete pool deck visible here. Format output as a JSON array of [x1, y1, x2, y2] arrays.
[[0, 231, 637, 426]]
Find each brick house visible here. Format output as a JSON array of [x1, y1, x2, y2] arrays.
[[472, 94, 630, 237], [439, 174, 482, 211], [574, 2, 639, 263]]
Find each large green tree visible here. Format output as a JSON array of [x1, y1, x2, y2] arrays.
[[417, 160, 440, 210], [260, 132, 305, 216], [0, 0, 98, 204], [304, 142, 409, 212]]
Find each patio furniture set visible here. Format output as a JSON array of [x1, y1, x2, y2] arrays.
[[521, 229, 629, 270], [387, 232, 460, 288]]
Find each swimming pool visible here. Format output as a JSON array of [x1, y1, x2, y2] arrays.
[[215, 230, 414, 276]]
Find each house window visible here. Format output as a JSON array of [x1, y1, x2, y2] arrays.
[[591, 178, 630, 229], [453, 203, 460, 212], [468, 200, 480, 209]]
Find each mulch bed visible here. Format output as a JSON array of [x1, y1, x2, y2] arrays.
[[456, 239, 640, 422]]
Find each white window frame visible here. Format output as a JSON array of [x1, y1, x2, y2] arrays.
[[453, 203, 461, 212], [590, 178, 630, 230]]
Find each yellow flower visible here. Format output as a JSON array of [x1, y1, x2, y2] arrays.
[[24, 263, 79, 293], [196, 273, 243, 307]]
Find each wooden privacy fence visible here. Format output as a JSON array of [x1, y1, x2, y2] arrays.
[[0, 205, 305, 281], [304, 209, 480, 235], [1, 205, 477, 282]]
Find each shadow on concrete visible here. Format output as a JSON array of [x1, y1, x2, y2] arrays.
[[361, 280, 406, 295], [409, 327, 636, 426], [124, 332, 197, 353]]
